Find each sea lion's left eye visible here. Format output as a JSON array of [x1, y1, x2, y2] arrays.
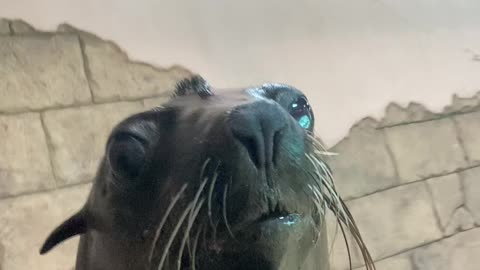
[[107, 133, 147, 181], [289, 97, 313, 129]]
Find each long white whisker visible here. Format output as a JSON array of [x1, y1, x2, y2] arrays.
[[315, 150, 339, 156], [148, 183, 188, 263], [307, 134, 339, 157], [308, 137, 376, 269], [306, 154, 346, 262], [207, 169, 220, 229], [177, 198, 205, 270], [308, 184, 325, 217], [222, 182, 235, 239], [185, 173, 211, 260], [307, 134, 327, 151], [157, 203, 194, 270], [308, 184, 325, 241], [307, 154, 350, 226], [189, 178, 209, 226], [191, 223, 204, 270]]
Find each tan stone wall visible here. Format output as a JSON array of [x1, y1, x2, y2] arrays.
[[0, 19, 478, 270], [0, 19, 190, 270], [329, 101, 480, 269]]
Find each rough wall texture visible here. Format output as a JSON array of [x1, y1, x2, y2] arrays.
[[0, 19, 190, 270], [328, 99, 480, 269], [0, 19, 478, 270]]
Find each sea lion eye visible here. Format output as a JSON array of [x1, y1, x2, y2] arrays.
[[107, 133, 147, 180], [289, 97, 312, 129]]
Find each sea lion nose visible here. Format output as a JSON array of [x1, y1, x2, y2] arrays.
[[229, 100, 288, 169]]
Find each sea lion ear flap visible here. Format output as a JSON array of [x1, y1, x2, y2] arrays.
[[39, 210, 87, 255]]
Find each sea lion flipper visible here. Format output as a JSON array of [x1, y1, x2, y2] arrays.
[[39, 210, 87, 255]]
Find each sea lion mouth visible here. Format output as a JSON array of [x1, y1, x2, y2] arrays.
[[205, 212, 306, 246], [180, 209, 314, 270], [191, 211, 319, 270], [229, 206, 313, 235], [219, 212, 313, 245], [256, 211, 301, 224]]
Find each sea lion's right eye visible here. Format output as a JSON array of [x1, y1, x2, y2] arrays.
[[289, 96, 313, 130], [107, 133, 147, 181]]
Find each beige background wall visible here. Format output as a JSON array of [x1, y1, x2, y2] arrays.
[[1, 0, 480, 147], [0, 20, 478, 270]]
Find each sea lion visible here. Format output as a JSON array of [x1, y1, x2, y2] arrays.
[[40, 76, 374, 270]]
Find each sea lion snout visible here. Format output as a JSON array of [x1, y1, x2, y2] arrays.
[[229, 100, 289, 169]]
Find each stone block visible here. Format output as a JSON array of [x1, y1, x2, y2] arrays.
[[143, 96, 171, 109], [0, 19, 10, 34], [60, 25, 191, 102], [413, 228, 480, 270], [444, 94, 480, 114], [372, 253, 413, 270], [454, 111, 480, 164], [426, 174, 474, 235], [443, 208, 475, 236], [461, 167, 480, 224], [0, 241, 4, 270], [326, 213, 351, 270], [329, 118, 398, 200], [0, 35, 91, 112], [351, 253, 412, 270], [0, 113, 55, 198], [10, 19, 35, 34], [332, 182, 442, 270], [0, 184, 91, 270], [42, 102, 144, 186], [385, 118, 467, 183], [380, 102, 436, 127]]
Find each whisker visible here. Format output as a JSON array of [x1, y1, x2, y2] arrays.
[[318, 166, 375, 269], [306, 155, 342, 254], [183, 158, 213, 259], [315, 150, 339, 156], [307, 154, 350, 226], [157, 203, 194, 270], [307, 134, 339, 157], [177, 198, 205, 270], [338, 220, 353, 270], [308, 184, 325, 241], [307, 133, 328, 151], [199, 158, 212, 178], [222, 182, 235, 240], [328, 213, 340, 262], [188, 178, 209, 228], [148, 183, 188, 264], [191, 223, 204, 270], [307, 148, 376, 270], [209, 219, 221, 252], [308, 184, 325, 217], [207, 167, 220, 230], [183, 165, 211, 256]]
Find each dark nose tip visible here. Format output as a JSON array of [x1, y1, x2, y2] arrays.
[[229, 101, 288, 168]]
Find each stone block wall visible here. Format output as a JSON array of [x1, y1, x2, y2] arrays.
[[0, 19, 479, 269], [0, 19, 190, 270], [329, 99, 480, 269]]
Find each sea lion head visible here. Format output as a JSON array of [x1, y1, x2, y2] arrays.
[[40, 76, 374, 270]]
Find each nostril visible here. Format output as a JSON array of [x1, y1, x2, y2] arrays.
[[272, 129, 283, 166], [234, 134, 263, 168]]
